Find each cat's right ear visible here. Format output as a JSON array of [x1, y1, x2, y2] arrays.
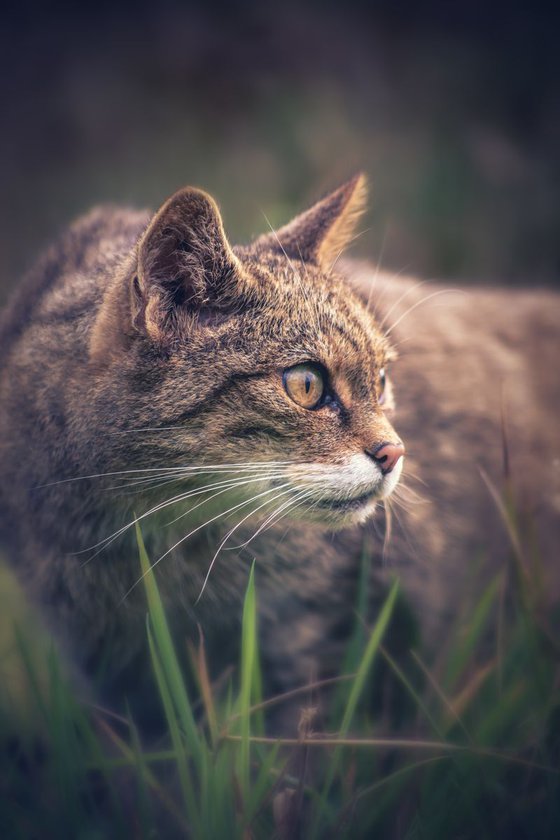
[[91, 188, 245, 362], [254, 173, 368, 269]]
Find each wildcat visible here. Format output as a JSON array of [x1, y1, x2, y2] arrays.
[[0, 175, 559, 727]]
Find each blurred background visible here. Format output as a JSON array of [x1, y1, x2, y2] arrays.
[[1, 7, 559, 833], [0, 0, 559, 305]]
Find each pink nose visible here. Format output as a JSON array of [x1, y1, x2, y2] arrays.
[[368, 441, 405, 475]]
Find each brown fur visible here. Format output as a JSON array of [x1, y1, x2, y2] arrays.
[[0, 177, 559, 726]]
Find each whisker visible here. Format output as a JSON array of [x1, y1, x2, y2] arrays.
[[161, 472, 288, 526], [248, 487, 317, 542], [393, 483, 427, 505], [78, 471, 288, 560], [109, 475, 189, 494], [295, 241, 322, 332], [328, 227, 372, 278], [37, 460, 295, 490], [261, 212, 305, 289], [366, 225, 389, 314], [382, 499, 393, 564], [224, 486, 314, 551], [387, 492, 416, 515], [194, 485, 303, 604], [385, 289, 466, 336], [378, 280, 429, 332], [385, 335, 415, 351], [385, 498, 425, 567], [260, 209, 320, 332], [119, 481, 296, 604], [398, 468, 428, 489], [369, 263, 414, 318]]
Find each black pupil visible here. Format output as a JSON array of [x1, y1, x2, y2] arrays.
[[305, 374, 311, 394]]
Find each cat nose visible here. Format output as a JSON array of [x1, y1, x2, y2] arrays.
[[366, 441, 405, 475]]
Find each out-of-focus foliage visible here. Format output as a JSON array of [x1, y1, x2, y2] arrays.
[[0, 0, 559, 304], [1, 489, 559, 838]]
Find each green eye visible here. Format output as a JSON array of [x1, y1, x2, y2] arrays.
[[283, 364, 325, 409]]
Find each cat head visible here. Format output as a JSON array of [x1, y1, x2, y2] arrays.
[[91, 175, 404, 528]]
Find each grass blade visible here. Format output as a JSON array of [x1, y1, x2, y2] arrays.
[[311, 578, 400, 837], [136, 521, 201, 762], [238, 561, 258, 808], [147, 618, 201, 833]]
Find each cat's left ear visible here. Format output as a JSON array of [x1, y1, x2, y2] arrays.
[[90, 188, 246, 362], [256, 173, 368, 269], [134, 188, 244, 338]]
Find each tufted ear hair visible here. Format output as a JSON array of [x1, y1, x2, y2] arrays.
[[255, 173, 368, 269], [133, 187, 243, 342]]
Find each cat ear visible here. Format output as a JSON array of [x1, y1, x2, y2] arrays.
[[257, 173, 368, 269], [133, 187, 242, 342], [90, 188, 245, 363]]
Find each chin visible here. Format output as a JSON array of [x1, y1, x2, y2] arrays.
[[327, 496, 380, 529], [292, 491, 381, 530]]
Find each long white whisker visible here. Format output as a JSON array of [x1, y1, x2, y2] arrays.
[[261, 210, 320, 331], [378, 280, 429, 332], [161, 472, 288, 526], [386, 335, 415, 351], [111, 476, 191, 495], [294, 240, 323, 333], [368, 263, 413, 318], [385, 289, 466, 336], [393, 483, 426, 505], [397, 468, 428, 488], [366, 226, 389, 313], [119, 481, 295, 604], [37, 460, 295, 489], [390, 493, 419, 514], [224, 486, 314, 551], [246, 486, 317, 540], [382, 499, 393, 565], [194, 485, 302, 604], [78, 471, 288, 560], [261, 211, 298, 276], [328, 227, 372, 278], [385, 498, 425, 567]]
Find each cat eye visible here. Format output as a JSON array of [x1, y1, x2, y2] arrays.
[[283, 364, 325, 410]]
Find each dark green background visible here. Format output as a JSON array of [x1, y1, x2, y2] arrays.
[[1, 0, 558, 304]]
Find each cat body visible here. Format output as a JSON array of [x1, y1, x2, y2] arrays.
[[0, 177, 559, 724], [349, 263, 560, 636]]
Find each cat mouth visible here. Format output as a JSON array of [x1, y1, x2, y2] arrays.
[[314, 488, 381, 511]]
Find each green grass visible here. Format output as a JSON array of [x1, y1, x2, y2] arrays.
[[1, 486, 559, 839]]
